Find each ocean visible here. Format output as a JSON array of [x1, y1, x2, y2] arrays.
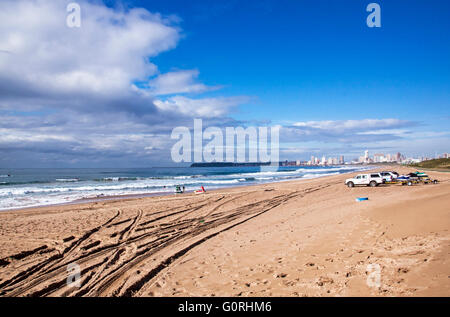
[[0, 165, 370, 211]]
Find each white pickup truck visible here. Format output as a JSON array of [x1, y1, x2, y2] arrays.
[[379, 171, 399, 182], [345, 173, 384, 188]]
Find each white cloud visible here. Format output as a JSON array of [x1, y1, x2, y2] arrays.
[[0, 0, 252, 166], [154, 95, 250, 117], [293, 119, 410, 131], [280, 118, 418, 145], [0, 129, 75, 143], [0, 0, 180, 98], [148, 69, 219, 95]]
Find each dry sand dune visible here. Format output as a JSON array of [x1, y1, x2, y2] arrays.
[[0, 166, 449, 297]]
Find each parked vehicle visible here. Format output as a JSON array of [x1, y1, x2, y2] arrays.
[[380, 171, 399, 182], [395, 172, 436, 186], [396, 175, 416, 186], [345, 173, 384, 188], [346, 170, 438, 188], [414, 172, 438, 184], [407, 172, 420, 181]]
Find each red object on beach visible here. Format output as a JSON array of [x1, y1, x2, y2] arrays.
[[195, 186, 206, 194]]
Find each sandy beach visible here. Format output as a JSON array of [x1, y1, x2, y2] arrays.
[[0, 166, 449, 297]]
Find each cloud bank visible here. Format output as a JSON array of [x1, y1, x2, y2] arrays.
[[0, 0, 249, 166]]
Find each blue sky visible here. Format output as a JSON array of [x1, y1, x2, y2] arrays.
[[0, 0, 449, 167], [145, 0, 450, 121]]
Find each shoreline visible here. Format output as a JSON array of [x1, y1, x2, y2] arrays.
[[1, 165, 448, 297], [0, 165, 376, 213]]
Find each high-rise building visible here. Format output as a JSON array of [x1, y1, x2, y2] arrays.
[[339, 155, 344, 164], [373, 153, 385, 163], [364, 150, 369, 163]]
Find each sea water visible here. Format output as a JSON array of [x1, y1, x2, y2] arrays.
[[0, 165, 370, 211]]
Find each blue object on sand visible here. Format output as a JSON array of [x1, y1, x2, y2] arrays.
[[355, 197, 369, 202]]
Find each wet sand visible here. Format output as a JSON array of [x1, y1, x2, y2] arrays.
[[0, 166, 449, 297]]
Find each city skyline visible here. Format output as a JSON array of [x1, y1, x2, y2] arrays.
[[283, 150, 450, 167]]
